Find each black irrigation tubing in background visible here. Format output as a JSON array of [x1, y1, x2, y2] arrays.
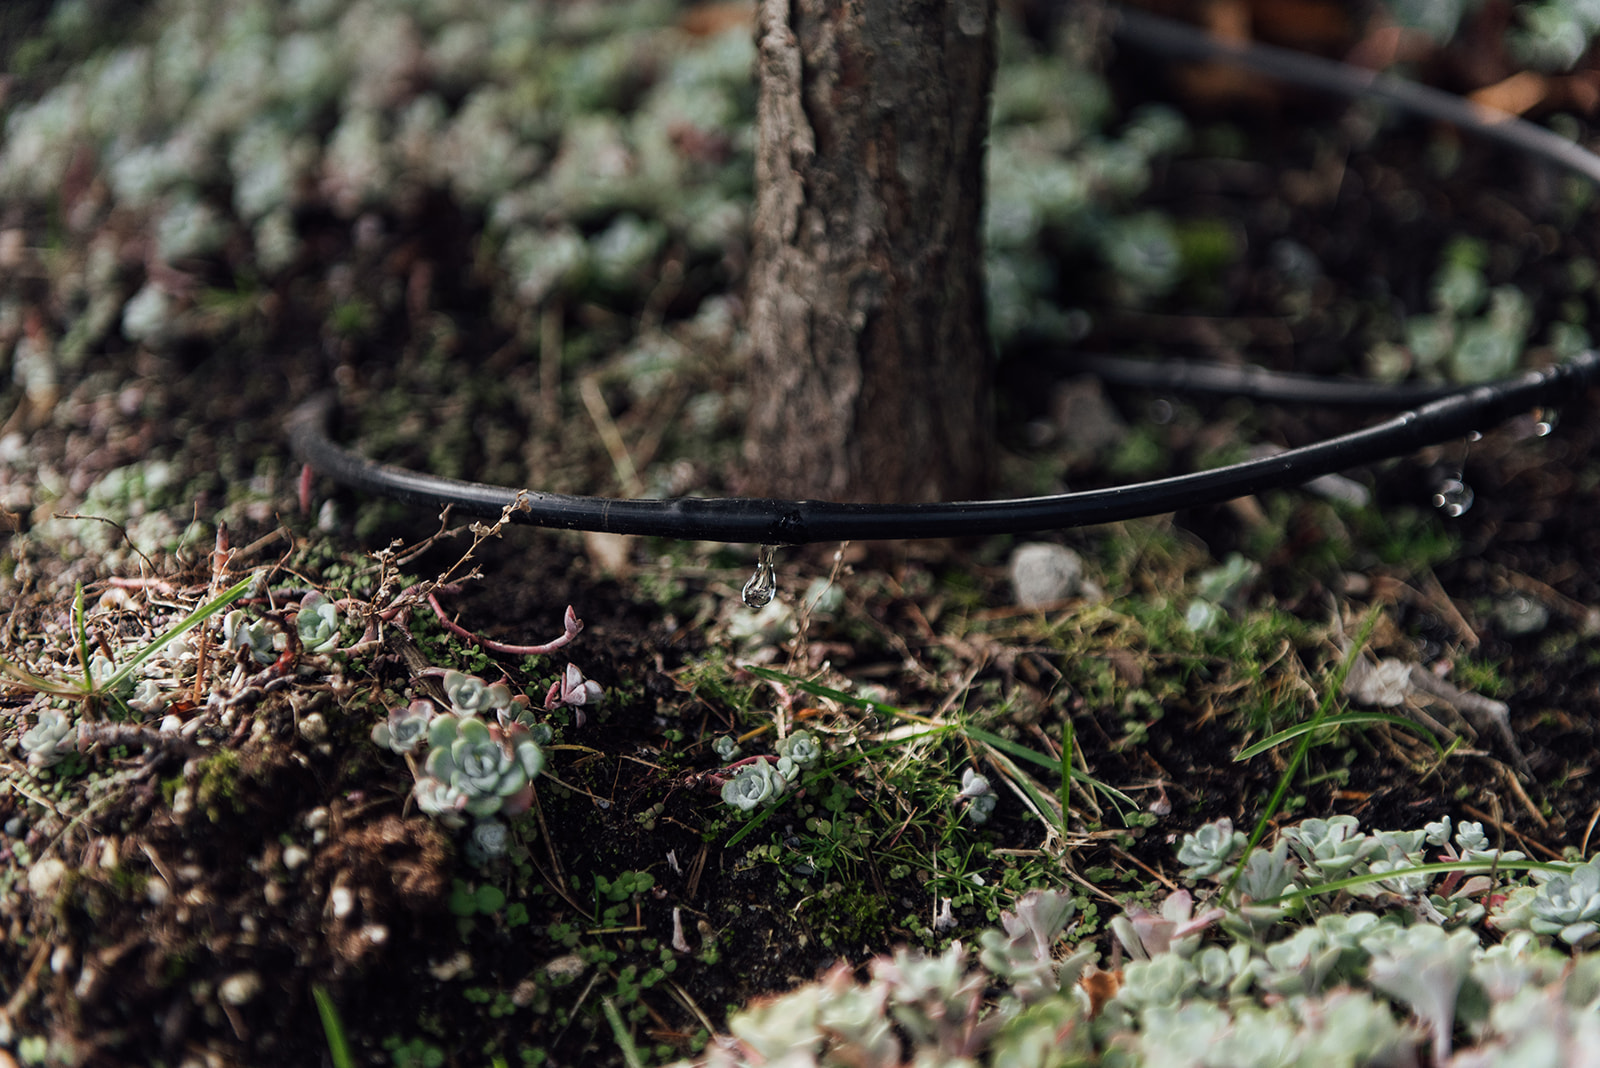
[[288, 8, 1600, 546]]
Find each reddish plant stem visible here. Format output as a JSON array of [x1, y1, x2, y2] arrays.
[[425, 594, 583, 656]]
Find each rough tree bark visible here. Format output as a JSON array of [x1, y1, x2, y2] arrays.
[[743, 0, 996, 504]]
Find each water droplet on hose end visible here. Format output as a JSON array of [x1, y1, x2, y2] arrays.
[[742, 545, 778, 608]]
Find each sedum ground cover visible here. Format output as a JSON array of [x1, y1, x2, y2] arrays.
[[3, 0, 1600, 1065]]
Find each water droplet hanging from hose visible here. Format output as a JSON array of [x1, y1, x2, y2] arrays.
[[742, 545, 778, 608]]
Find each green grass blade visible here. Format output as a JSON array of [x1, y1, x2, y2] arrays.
[[1060, 713, 1075, 834], [1227, 606, 1382, 899], [963, 726, 1137, 811], [0, 655, 87, 696], [99, 574, 254, 694], [601, 997, 645, 1068], [312, 984, 355, 1068], [744, 665, 910, 718], [980, 744, 1065, 827], [1235, 712, 1445, 760], [73, 583, 92, 688]]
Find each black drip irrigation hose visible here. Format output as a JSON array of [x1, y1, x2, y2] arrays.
[[288, 8, 1600, 546], [288, 353, 1599, 543]]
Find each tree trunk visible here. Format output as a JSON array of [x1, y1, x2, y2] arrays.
[[743, 0, 996, 504]]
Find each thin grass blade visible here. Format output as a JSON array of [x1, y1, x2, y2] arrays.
[[312, 984, 354, 1068], [99, 574, 254, 694], [1235, 712, 1445, 760]]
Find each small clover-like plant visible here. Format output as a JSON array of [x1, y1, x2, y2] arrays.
[[447, 878, 508, 918], [721, 759, 787, 812], [371, 699, 434, 755], [20, 707, 77, 769], [596, 870, 655, 902], [296, 591, 341, 653]]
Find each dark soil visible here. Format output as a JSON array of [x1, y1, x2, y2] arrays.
[[5, 14, 1600, 1068]]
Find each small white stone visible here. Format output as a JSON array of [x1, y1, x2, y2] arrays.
[[50, 945, 73, 974], [330, 885, 355, 919], [218, 971, 262, 1006], [304, 807, 329, 830], [1345, 657, 1413, 708], [263, 881, 286, 907], [74, 964, 99, 1000], [282, 845, 309, 871], [298, 713, 328, 742], [361, 924, 388, 945], [27, 857, 67, 898], [1009, 543, 1087, 608], [171, 786, 193, 817], [545, 953, 586, 981], [147, 879, 170, 906], [428, 951, 472, 982]]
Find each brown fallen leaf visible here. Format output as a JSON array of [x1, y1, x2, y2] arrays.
[[1469, 69, 1551, 118]]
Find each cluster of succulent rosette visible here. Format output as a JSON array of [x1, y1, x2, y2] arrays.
[[371, 670, 552, 840], [717, 729, 824, 814], [681, 813, 1600, 1067]]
